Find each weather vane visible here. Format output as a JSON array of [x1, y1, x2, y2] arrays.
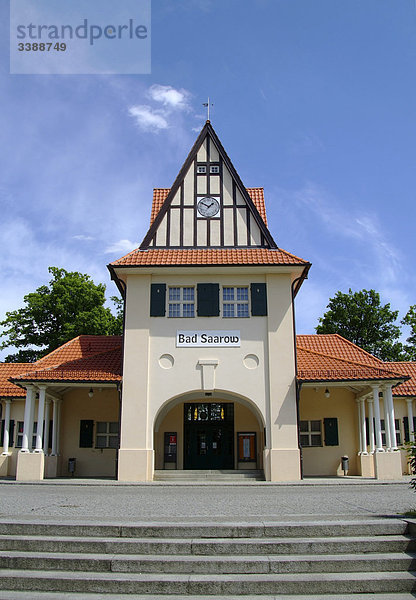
[[203, 97, 213, 121]]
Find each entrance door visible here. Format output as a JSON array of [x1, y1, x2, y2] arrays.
[[184, 403, 234, 469]]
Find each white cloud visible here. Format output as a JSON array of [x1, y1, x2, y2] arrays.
[[72, 234, 95, 241], [104, 239, 138, 255], [148, 84, 191, 111], [128, 105, 169, 132]]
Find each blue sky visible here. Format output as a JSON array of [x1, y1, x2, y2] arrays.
[[1, 0, 416, 358]]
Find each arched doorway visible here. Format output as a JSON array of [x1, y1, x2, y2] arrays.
[[154, 392, 264, 471]]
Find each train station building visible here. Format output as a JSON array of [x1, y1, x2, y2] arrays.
[[1, 122, 415, 482]]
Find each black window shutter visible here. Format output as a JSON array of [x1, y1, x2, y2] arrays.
[[0, 420, 15, 447], [197, 283, 219, 316], [9, 420, 15, 447], [150, 283, 166, 317], [251, 283, 267, 316], [324, 418, 339, 446], [79, 420, 94, 448], [48, 420, 53, 450], [404, 417, 410, 443]]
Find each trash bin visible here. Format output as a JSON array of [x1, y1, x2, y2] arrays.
[[68, 457, 76, 476], [341, 455, 349, 476]]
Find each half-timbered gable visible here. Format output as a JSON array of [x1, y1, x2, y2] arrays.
[[140, 121, 277, 250]]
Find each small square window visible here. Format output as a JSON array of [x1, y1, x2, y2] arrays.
[[299, 420, 322, 447], [96, 422, 119, 449], [222, 286, 249, 318], [197, 165, 206, 174], [210, 165, 220, 174], [168, 287, 195, 318]]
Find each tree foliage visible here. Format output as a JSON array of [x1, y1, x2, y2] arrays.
[[316, 288, 404, 361], [402, 305, 416, 361], [0, 267, 123, 362]]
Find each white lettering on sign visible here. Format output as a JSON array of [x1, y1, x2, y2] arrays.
[[176, 330, 240, 347]]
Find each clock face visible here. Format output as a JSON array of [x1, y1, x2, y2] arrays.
[[197, 196, 220, 217]]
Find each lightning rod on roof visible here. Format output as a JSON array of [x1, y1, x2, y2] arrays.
[[203, 97, 213, 121]]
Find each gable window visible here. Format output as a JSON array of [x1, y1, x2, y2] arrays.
[[222, 287, 249, 318], [168, 287, 195, 318], [197, 165, 206, 174], [96, 422, 119, 449], [299, 420, 322, 447], [210, 165, 220, 174]]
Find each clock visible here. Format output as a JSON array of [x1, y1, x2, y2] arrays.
[[197, 196, 220, 217]]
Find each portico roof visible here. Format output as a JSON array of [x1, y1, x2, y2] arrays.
[[1, 334, 413, 393]]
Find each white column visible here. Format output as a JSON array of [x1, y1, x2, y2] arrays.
[[357, 400, 363, 454], [382, 388, 392, 451], [367, 398, 375, 454], [360, 398, 368, 455], [372, 385, 384, 452], [35, 386, 46, 452], [407, 399, 415, 443], [43, 398, 51, 454], [51, 399, 58, 455], [386, 384, 397, 450], [21, 385, 35, 452], [51, 399, 62, 456], [2, 400, 11, 455]]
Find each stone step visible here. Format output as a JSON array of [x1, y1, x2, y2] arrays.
[[0, 550, 414, 574], [3, 594, 416, 600], [0, 569, 415, 595], [0, 518, 407, 538], [1, 534, 414, 556], [154, 470, 265, 481]]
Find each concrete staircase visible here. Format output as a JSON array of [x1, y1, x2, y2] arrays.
[[0, 519, 415, 597], [154, 469, 265, 481]]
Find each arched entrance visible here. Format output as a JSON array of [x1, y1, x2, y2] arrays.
[[154, 392, 264, 471]]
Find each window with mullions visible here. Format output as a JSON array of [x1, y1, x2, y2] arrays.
[[380, 419, 401, 446], [96, 422, 119, 449], [222, 287, 249, 318], [299, 420, 322, 447], [168, 287, 195, 318]]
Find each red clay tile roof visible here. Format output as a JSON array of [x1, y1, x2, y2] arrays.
[[35, 336, 122, 369], [388, 362, 416, 397], [6, 336, 123, 388], [297, 334, 383, 368], [0, 364, 38, 397], [2, 334, 413, 391], [296, 346, 405, 383], [150, 187, 268, 227], [13, 347, 122, 384], [111, 247, 308, 268]]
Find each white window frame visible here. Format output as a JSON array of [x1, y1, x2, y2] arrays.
[[222, 286, 249, 318], [16, 421, 24, 448], [299, 420, 322, 447], [95, 421, 119, 449], [168, 286, 195, 318], [197, 165, 206, 174], [380, 418, 401, 446], [210, 165, 220, 174]]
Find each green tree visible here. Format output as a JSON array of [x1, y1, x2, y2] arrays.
[[402, 305, 416, 361], [0, 267, 123, 363], [316, 288, 404, 361]]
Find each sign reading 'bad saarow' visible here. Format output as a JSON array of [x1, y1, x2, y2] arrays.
[[176, 330, 240, 347]]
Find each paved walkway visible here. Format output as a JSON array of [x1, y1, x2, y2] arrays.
[[0, 477, 415, 523]]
